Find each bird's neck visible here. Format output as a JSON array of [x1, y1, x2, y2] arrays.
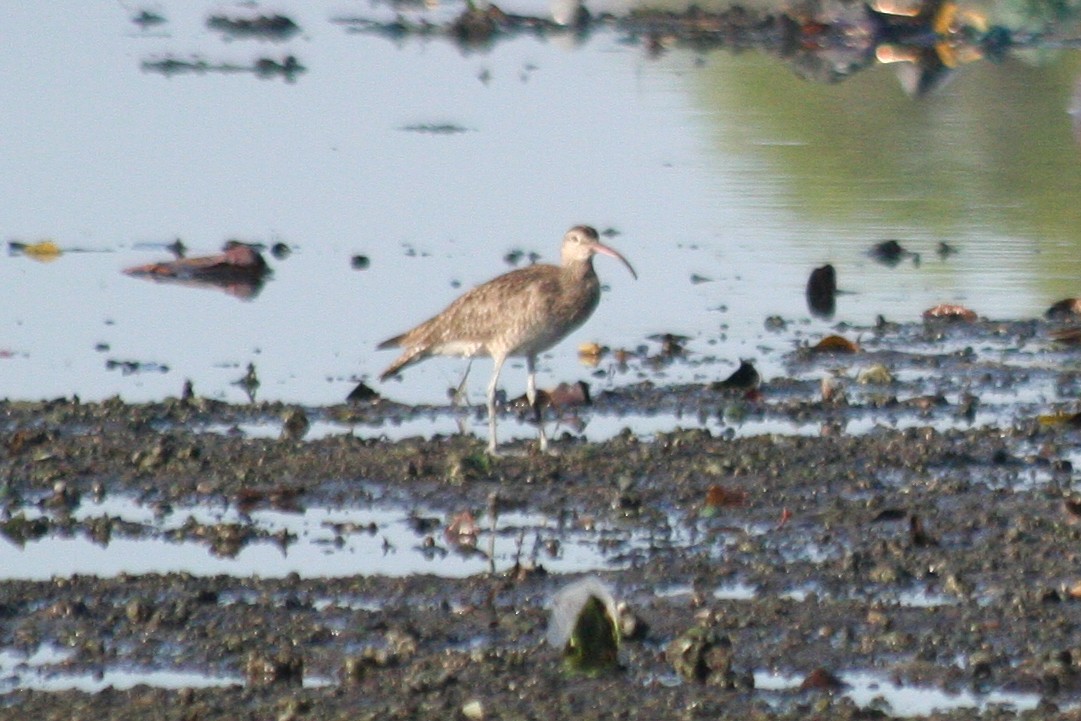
[[561, 259, 596, 284]]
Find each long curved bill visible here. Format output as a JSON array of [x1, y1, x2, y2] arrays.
[[592, 242, 638, 280]]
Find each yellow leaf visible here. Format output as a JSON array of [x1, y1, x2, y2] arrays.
[[22, 240, 62, 261]]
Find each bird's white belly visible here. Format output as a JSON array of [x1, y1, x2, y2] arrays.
[[431, 340, 487, 358]]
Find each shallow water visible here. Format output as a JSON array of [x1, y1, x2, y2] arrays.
[[2, 2, 1081, 410], [754, 669, 1042, 715], [0, 495, 685, 579]]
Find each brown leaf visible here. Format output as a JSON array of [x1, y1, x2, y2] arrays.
[[704, 485, 747, 509], [922, 304, 977, 322], [810, 335, 859, 353]]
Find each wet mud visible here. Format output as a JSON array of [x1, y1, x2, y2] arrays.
[[3, 317, 1081, 718]]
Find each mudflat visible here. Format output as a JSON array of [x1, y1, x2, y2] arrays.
[[3, 317, 1081, 719]]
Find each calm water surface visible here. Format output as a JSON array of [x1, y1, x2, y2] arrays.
[[2, 2, 1081, 406]]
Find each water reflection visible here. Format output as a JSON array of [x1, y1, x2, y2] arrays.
[[3, 2, 1081, 406], [337, 0, 1071, 97]]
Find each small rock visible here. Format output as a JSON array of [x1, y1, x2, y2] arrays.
[[667, 626, 749, 688], [461, 699, 485, 720], [246, 649, 304, 687], [857, 364, 894, 385], [800, 667, 846, 691]]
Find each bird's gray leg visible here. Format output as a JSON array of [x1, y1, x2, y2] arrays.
[[486, 354, 506, 455], [525, 356, 538, 408], [526, 356, 549, 453], [452, 359, 473, 408]]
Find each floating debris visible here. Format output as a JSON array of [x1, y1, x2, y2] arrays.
[[936, 241, 959, 258], [577, 342, 606, 367], [206, 14, 301, 41], [922, 303, 977, 322], [105, 359, 170, 376], [1046, 298, 1081, 320], [350, 254, 370, 270], [131, 10, 166, 30], [869, 239, 921, 266], [233, 363, 260, 403], [8, 240, 62, 262], [141, 55, 304, 82], [805, 263, 836, 319], [648, 333, 689, 358], [124, 241, 271, 299], [399, 123, 470, 134]]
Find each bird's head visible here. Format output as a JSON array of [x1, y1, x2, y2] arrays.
[[561, 225, 638, 280]]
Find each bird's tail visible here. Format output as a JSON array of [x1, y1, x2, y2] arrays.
[[379, 345, 426, 381], [376, 333, 405, 351]]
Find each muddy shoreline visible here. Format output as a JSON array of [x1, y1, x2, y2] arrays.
[[4, 317, 1081, 719]]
